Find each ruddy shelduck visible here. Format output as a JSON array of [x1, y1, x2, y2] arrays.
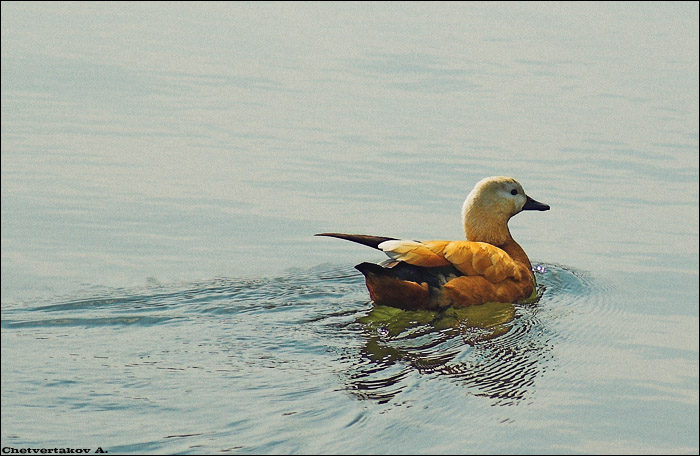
[[317, 176, 550, 309]]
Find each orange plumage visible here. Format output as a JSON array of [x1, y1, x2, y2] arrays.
[[317, 176, 549, 309]]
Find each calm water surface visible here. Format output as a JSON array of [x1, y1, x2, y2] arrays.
[[2, 3, 698, 454]]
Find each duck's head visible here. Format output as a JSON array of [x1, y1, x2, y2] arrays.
[[462, 176, 549, 245]]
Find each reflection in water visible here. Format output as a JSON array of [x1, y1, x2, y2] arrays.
[[342, 265, 587, 406]]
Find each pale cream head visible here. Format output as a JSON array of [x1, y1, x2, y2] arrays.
[[461, 176, 548, 245]]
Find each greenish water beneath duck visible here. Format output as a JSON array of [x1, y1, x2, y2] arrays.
[[2, 3, 698, 454]]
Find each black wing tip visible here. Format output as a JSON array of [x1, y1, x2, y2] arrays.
[[355, 261, 384, 275], [314, 233, 397, 250]]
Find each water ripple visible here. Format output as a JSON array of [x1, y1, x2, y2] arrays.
[[1, 262, 599, 413]]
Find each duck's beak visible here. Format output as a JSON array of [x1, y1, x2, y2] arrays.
[[523, 195, 550, 211]]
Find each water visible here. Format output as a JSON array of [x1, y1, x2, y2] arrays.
[[2, 3, 698, 454]]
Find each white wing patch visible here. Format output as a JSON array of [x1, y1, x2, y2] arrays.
[[377, 239, 451, 267]]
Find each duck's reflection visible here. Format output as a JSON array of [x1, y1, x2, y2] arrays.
[[345, 296, 552, 406]]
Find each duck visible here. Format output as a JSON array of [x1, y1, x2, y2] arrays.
[[316, 176, 550, 310]]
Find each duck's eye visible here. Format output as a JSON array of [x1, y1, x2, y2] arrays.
[[510, 189, 518, 195]]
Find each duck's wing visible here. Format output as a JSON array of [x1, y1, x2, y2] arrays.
[[316, 233, 523, 283], [378, 239, 522, 283], [375, 239, 452, 268]]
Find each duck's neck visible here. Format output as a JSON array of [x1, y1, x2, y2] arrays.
[[463, 203, 511, 246], [462, 206, 532, 268], [464, 220, 511, 246]]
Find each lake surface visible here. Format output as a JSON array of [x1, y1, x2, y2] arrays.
[[1, 3, 698, 454]]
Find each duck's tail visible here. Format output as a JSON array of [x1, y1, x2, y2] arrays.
[[314, 232, 398, 250]]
